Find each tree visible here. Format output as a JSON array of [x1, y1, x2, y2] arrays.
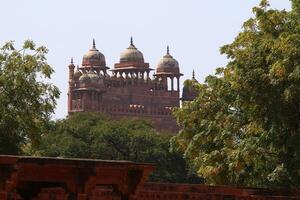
[[0, 40, 60, 154], [35, 112, 202, 183], [172, 0, 300, 188]]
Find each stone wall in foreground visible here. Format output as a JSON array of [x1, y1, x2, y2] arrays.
[[138, 183, 300, 200], [0, 155, 299, 200]]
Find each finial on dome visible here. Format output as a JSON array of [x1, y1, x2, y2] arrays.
[[76, 65, 79, 70], [167, 45, 170, 55], [92, 38, 96, 48], [130, 36, 133, 46], [68, 57, 75, 69], [192, 69, 195, 79]]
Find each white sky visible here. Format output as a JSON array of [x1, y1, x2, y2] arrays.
[[0, 0, 291, 119]]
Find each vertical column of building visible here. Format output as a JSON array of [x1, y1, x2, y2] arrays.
[[154, 46, 183, 115], [68, 58, 75, 113]]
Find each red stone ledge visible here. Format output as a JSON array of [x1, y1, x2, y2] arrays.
[[0, 155, 299, 200]]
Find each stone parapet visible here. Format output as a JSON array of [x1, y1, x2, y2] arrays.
[[0, 155, 299, 200]]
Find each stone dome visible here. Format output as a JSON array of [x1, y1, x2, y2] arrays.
[[99, 73, 105, 79], [181, 70, 199, 102], [79, 72, 91, 83], [82, 39, 106, 67], [87, 70, 99, 83], [74, 69, 82, 79], [156, 46, 180, 74], [119, 37, 144, 63]]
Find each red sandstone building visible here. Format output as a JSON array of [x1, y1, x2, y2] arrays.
[[0, 155, 299, 200], [67, 38, 189, 132]]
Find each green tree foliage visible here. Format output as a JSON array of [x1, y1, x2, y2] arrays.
[[0, 40, 60, 154], [35, 112, 202, 183], [172, 1, 300, 188]]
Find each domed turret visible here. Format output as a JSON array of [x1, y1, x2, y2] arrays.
[[74, 65, 82, 80], [156, 46, 180, 74], [182, 70, 199, 102], [68, 57, 75, 69], [82, 39, 106, 67], [87, 70, 100, 83], [99, 73, 104, 79], [119, 37, 144, 63], [79, 72, 91, 83], [68, 58, 76, 83]]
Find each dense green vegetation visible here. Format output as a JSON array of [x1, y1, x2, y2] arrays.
[[33, 112, 202, 183], [172, 0, 300, 188], [0, 40, 60, 154]]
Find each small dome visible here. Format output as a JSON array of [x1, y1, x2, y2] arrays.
[[156, 46, 180, 74], [119, 37, 144, 63], [87, 70, 99, 83], [82, 39, 106, 67], [182, 70, 199, 101], [74, 69, 82, 79], [98, 73, 105, 79], [79, 72, 91, 83]]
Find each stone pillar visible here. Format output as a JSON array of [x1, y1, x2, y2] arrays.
[[125, 72, 129, 85], [116, 71, 120, 86], [146, 71, 150, 85], [102, 70, 105, 82], [119, 72, 122, 86], [138, 72, 141, 84], [131, 73, 134, 85], [164, 76, 168, 90], [140, 72, 145, 84], [68, 60, 75, 113], [68, 67, 75, 83], [68, 91, 72, 112], [135, 72, 139, 85], [171, 77, 174, 91], [177, 76, 180, 92]]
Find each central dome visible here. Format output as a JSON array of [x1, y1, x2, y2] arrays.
[[82, 39, 106, 67], [119, 37, 144, 63]]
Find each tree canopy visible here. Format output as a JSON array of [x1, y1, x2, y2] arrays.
[[34, 112, 202, 183], [0, 40, 60, 154], [172, 0, 300, 188]]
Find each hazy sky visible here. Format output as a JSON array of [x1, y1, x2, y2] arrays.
[[0, 0, 291, 119]]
